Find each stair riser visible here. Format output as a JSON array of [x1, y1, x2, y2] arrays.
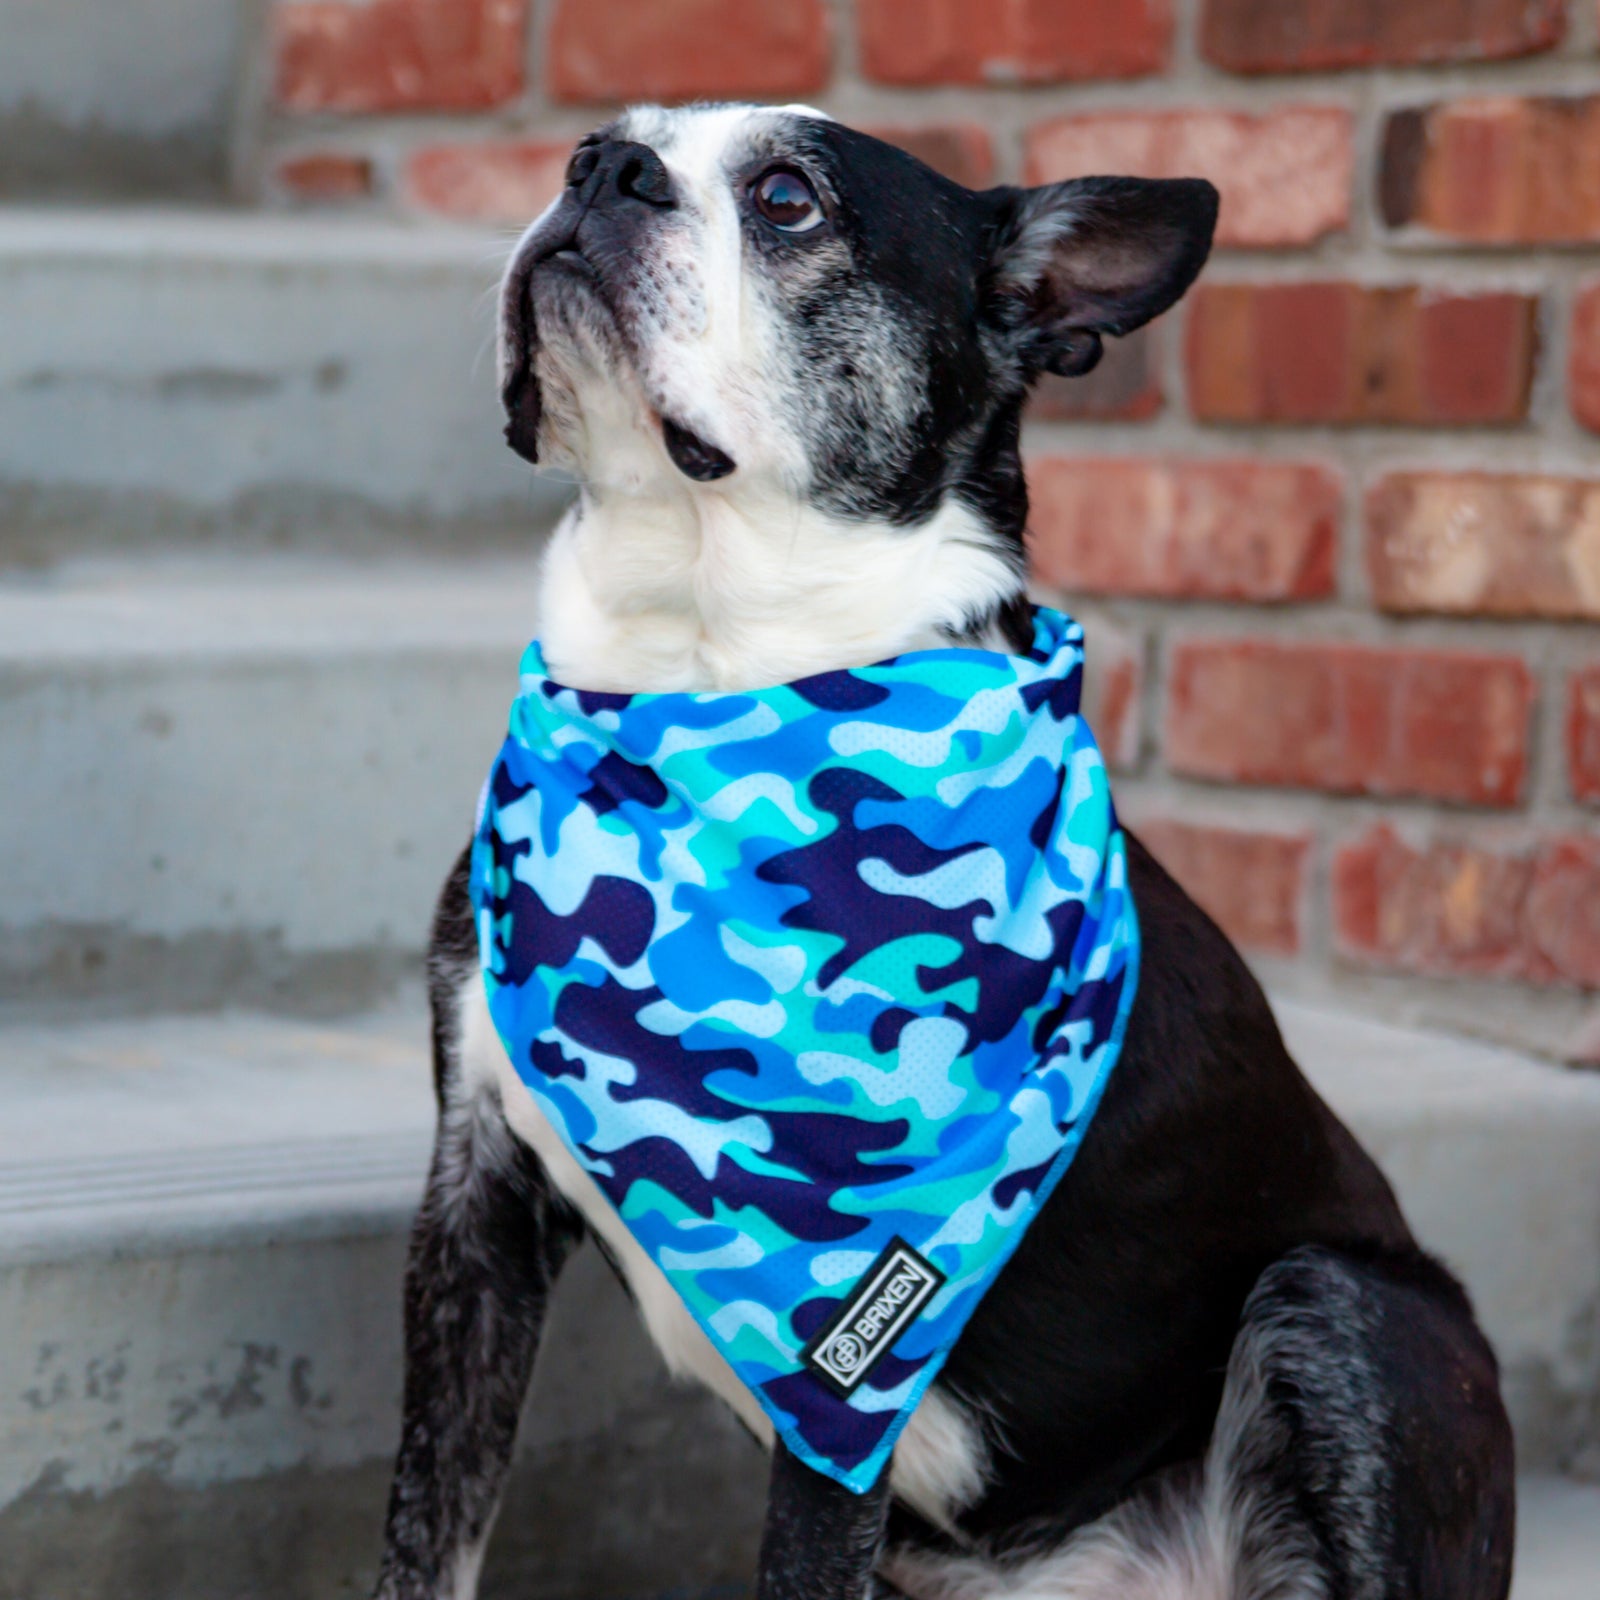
[[0, 223, 567, 562], [1, 1231, 745, 1508], [0, 0, 254, 202], [0, 650, 507, 1012], [1359, 1112, 1600, 1474], [0, 1239, 767, 1600]]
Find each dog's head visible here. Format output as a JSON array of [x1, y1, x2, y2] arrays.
[[501, 102, 1215, 547]]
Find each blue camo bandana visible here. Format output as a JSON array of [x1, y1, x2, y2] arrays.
[[472, 607, 1140, 1492]]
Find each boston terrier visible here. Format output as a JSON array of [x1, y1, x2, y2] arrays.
[[374, 105, 1514, 1600]]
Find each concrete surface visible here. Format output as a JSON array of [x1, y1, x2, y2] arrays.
[[1509, 1476, 1600, 1600], [0, 556, 546, 1013], [0, 211, 570, 560], [0, 1002, 769, 1595], [0, 1008, 430, 1506], [1, 999, 1598, 1597], [0, 0, 255, 198], [1283, 1003, 1600, 1477], [0, 1392, 769, 1600]]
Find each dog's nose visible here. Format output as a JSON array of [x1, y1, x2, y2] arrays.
[[570, 140, 676, 210]]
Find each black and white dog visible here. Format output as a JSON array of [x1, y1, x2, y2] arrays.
[[375, 105, 1514, 1600]]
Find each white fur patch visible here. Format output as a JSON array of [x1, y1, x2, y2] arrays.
[[890, 1387, 991, 1534], [884, 1478, 1324, 1600], [500, 101, 1021, 697], [537, 489, 1016, 693]]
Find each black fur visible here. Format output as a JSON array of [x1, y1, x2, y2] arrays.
[[876, 840, 1513, 1596], [759, 1441, 894, 1600], [382, 113, 1515, 1600], [378, 838, 1514, 1600], [1216, 1245, 1516, 1600], [930, 834, 1419, 1544], [375, 856, 587, 1600]]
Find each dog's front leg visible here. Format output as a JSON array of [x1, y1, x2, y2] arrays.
[[374, 1082, 584, 1600], [756, 1441, 893, 1600]]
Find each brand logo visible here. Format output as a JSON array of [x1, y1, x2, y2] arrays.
[[802, 1239, 945, 1395]]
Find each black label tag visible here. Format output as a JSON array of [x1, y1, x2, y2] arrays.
[[801, 1237, 945, 1396]]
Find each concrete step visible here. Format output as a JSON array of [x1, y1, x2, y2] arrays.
[[0, 1003, 769, 1599], [0, 0, 251, 201], [0, 554, 544, 1013], [0, 558, 1153, 1018], [1513, 1477, 1600, 1600], [0, 1000, 1597, 1596], [1283, 1005, 1600, 1478], [0, 210, 568, 564]]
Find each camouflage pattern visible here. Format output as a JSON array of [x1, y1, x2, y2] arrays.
[[472, 607, 1139, 1492]]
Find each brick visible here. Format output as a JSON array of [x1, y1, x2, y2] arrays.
[[274, 152, 374, 202], [1028, 458, 1339, 602], [1026, 108, 1351, 249], [1185, 283, 1537, 426], [1366, 472, 1600, 621], [1574, 280, 1600, 436], [1137, 818, 1309, 955], [1165, 640, 1534, 806], [1334, 825, 1600, 989], [1381, 97, 1600, 245], [1570, 666, 1600, 804], [861, 124, 994, 189], [548, 0, 829, 103], [858, 0, 1169, 86], [404, 140, 569, 223], [1529, 839, 1600, 990], [1081, 625, 1142, 771], [275, 0, 526, 113], [1028, 328, 1161, 422], [1200, 0, 1565, 74]]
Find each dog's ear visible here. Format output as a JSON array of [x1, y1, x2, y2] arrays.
[[983, 176, 1218, 380]]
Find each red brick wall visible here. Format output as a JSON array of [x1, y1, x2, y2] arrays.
[[260, 0, 1600, 1064]]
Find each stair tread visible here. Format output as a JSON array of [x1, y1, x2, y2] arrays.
[[2, 993, 1595, 1265], [0, 552, 543, 662], [1278, 999, 1600, 1114], [1515, 1476, 1600, 1600], [0, 1002, 434, 1261], [0, 997, 1595, 1509], [0, 204, 503, 264]]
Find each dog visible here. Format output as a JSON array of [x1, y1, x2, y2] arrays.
[[374, 105, 1515, 1600]]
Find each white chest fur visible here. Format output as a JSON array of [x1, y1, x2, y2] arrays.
[[535, 488, 1019, 693]]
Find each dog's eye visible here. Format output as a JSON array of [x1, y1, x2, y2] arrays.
[[753, 168, 824, 233]]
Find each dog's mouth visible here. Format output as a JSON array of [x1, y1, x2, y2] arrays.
[[661, 417, 735, 482], [503, 236, 737, 482], [537, 247, 737, 482], [501, 239, 610, 466], [539, 244, 600, 285]]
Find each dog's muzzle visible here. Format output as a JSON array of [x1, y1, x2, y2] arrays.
[[500, 140, 674, 469], [499, 139, 737, 481]]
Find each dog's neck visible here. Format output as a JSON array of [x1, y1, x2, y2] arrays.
[[535, 483, 1024, 694]]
